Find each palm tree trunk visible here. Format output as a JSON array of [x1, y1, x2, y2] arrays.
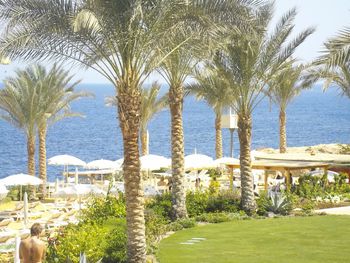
[[237, 113, 256, 215], [27, 135, 35, 176], [215, 112, 223, 159], [38, 124, 47, 198], [117, 87, 146, 263], [140, 129, 148, 156], [279, 108, 287, 153], [169, 84, 187, 220]]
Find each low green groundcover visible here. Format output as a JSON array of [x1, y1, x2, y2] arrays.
[[157, 215, 350, 263]]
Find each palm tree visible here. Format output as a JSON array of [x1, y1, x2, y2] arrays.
[[187, 69, 232, 159], [0, 1, 198, 260], [318, 27, 350, 67], [267, 63, 315, 153], [214, 7, 315, 214], [33, 64, 92, 198], [106, 82, 168, 156], [0, 70, 41, 176], [158, 0, 261, 220]]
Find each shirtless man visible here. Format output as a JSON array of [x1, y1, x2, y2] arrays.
[[19, 223, 46, 263]]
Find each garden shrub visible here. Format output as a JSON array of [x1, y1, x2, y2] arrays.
[[47, 219, 127, 263], [206, 190, 240, 213], [186, 191, 210, 217], [195, 212, 247, 223], [80, 194, 126, 224], [145, 209, 169, 251], [49, 223, 109, 263], [167, 218, 196, 231], [145, 193, 172, 220], [103, 221, 127, 263]]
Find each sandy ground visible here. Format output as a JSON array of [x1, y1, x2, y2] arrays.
[[316, 206, 350, 215]]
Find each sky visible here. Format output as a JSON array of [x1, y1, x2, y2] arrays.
[[0, 0, 349, 84]]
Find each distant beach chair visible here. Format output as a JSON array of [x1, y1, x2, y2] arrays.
[[0, 231, 16, 243], [0, 218, 14, 230]]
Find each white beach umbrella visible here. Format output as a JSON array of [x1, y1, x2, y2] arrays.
[[0, 173, 43, 186], [86, 159, 119, 170], [184, 154, 215, 170], [214, 157, 240, 167], [0, 173, 42, 201], [48, 154, 86, 166], [140, 154, 171, 171], [23, 192, 28, 228]]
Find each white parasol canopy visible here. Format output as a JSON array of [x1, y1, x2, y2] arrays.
[[0, 173, 43, 186], [48, 154, 86, 166], [140, 154, 171, 171], [214, 157, 240, 167], [86, 159, 120, 170], [184, 154, 215, 170]]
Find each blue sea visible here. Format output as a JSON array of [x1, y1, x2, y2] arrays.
[[0, 83, 349, 181]]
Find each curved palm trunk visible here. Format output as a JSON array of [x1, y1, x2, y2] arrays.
[[169, 84, 187, 220], [117, 87, 146, 263], [38, 124, 47, 198], [215, 112, 223, 159], [140, 128, 148, 156], [237, 114, 256, 215], [27, 135, 35, 176], [279, 108, 287, 153]]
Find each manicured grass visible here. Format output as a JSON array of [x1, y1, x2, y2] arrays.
[[157, 216, 350, 263]]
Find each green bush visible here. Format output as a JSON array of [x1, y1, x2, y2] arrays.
[[103, 221, 127, 263], [80, 194, 126, 224], [145, 209, 169, 251], [177, 218, 196, 228], [186, 191, 210, 217], [186, 190, 241, 217], [206, 190, 240, 213], [167, 218, 196, 231], [50, 223, 109, 263], [47, 219, 127, 263], [145, 193, 172, 220]]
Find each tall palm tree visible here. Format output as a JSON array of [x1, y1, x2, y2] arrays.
[[187, 69, 233, 159], [215, 7, 315, 214], [158, 0, 261, 220], [0, 70, 41, 176], [0, 1, 196, 260], [106, 82, 168, 156], [33, 64, 92, 197], [267, 63, 315, 153]]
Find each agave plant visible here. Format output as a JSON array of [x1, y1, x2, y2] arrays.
[[265, 192, 292, 215]]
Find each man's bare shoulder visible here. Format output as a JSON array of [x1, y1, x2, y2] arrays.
[[21, 237, 45, 246]]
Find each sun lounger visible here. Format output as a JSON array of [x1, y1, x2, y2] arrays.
[[0, 218, 14, 229], [0, 231, 16, 243]]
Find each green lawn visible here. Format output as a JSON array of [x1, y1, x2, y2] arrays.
[[157, 216, 350, 263]]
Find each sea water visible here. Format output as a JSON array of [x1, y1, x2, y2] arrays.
[[0, 83, 349, 181]]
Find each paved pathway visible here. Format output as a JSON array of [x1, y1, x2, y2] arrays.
[[316, 206, 350, 215]]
